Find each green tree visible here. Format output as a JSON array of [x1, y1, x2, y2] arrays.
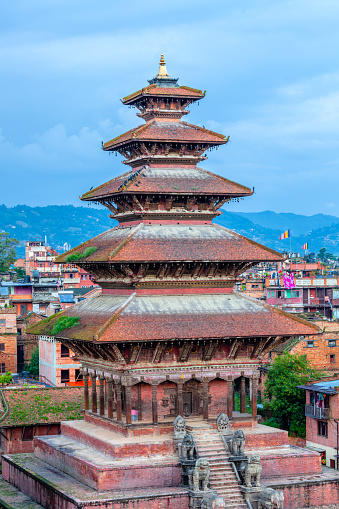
[[264, 353, 323, 437], [0, 232, 19, 273], [27, 348, 39, 376]]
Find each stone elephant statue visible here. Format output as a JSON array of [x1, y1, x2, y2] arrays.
[[231, 430, 246, 456], [244, 454, 262, 487], [258, 488, 284, 509], [201, 492, 225, 508], [190, 458, 210, 492]]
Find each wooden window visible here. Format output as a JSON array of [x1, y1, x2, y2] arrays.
[[0, 363, 5, 373], [60, 344, 70, 358], [330, 354, 335, 363], [22, 426, 34, 441], [318, 421, 328, 437], [61, 369, 70, 383], [75, 369, 83, 381], [306, 340, 314, 348], [330, 459, 336, 468], [328, 340, 337, 347], [0, 344, 4, 351]]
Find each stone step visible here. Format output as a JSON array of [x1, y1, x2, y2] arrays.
[[2, 454, 189, 509], [0, 478, 44, 509], [34, 435, 180, 491]]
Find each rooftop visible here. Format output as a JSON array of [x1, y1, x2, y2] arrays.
[[298, 379, 339, 395], [27, 291, 318, 343]]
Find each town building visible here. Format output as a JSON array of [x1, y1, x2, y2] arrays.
[[3, 57, 339, 509], [300, 379, 339, 469], [39, 336, 82, 386], [0, 308, 17, 374]]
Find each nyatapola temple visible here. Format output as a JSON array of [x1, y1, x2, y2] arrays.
[[2, 56, 339, 509]]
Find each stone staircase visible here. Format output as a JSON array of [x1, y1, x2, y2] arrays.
[[189, 425, 248, 509]]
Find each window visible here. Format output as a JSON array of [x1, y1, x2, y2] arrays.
[[271, 291, 275, 297], [296, 291, 300, 298], [75, 369, 83, 381], [330, 459, 336, 469], [0, 344, 4, 351], [61, 369, 70, 383], [0, 363, 5, 373], [252, 284, 259, 289], [81, 274, 87, 280], [60, 344, 70, 358], [22, 426, 34, 441], [267, 291, 271, 298], [330, 354, 335, 363], [0, 319, 5, 325], [318, 421, 328, 437], [17, 328, 22, 335], [328, 340, 337, 347], [285, 290, 291, 298], [20, 304, 27, 315], [306, 340, 314, 348]]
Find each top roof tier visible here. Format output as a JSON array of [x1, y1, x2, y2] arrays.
[[121, 54, 205, 121]]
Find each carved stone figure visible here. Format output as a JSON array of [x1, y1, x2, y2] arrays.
[[201, 492, 226, 509], [190, 458, 210, 492], [258, 488, 284, 509], [173, 415, 186, 436], [173, 415, 186, 452], [244, 454, 262, 487], [180, 433, 196, 459], [216, 413, 230, 435], [231, 430, 246, 456]]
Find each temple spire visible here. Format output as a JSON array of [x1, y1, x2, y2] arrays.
[[156, 54, 170, 78]]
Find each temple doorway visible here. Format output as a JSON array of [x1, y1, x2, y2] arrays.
[[183, 379, 201, 416]]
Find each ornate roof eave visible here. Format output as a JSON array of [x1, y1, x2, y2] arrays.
[[122, 86, 205, 105], [81, 190, 252, 202]]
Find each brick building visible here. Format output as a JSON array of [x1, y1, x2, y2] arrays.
[[39, 337, 82, 386], [300, 379, 339, 468], [0, 308, 17, 374], [0, 386, 83, 454]]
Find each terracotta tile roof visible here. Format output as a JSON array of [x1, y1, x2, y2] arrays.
[[103, 121, 226, 150], [55, 224, 283, 264], [0, 387, 84, 427], [81, 167, 252, 200], [122, 84, 205, 103], [26, 292, 319, 343]]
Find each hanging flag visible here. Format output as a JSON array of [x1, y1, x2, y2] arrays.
[[279, 230, 290, 240], [283, 272, 295, 289], [302, 242, 308, 250]]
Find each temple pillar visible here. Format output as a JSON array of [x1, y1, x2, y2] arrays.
[[107, 378, 113, 419], [227, 376, 234, 419], [99, 375, 105, 416], [138, 384, 142, 421], [83, 370, 89, 411], [177, 382, 183, 416], [203, 378, 209, 420], [252, 376, 258, 419], [240, 374, 246, 414], [125, 384, 132, 425], [116, 383, 122, 422], [152, 384, 158, 424], [91, 372, 97, 414]]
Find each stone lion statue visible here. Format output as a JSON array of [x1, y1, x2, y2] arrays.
[[190, 458, 210, 492], [201, 492, 225, 509], [244, 454, 262, 487], [179, 433, 196, 460], [258, 488, 284, 509], [231, 429, 246, 456], [216, 413, 230, 434]]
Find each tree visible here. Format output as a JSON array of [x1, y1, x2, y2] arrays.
[[264, 353, 323, 437], [0, 232, 19, 273], [27, 348, 39, 376]]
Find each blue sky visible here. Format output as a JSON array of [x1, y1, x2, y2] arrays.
[[1, 0, 339, 215]]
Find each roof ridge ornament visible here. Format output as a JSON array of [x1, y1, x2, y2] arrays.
[[157, 54, 170, 78]]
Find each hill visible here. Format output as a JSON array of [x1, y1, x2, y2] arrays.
[[1, 205, 339, 257]]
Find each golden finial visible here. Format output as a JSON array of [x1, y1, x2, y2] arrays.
[[157, 54, 169, 78]]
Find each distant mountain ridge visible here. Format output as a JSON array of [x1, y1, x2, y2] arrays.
[[1, 204, 339, 257]]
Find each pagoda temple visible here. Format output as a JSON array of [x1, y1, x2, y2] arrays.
[[5, 57, 339, 509], [27, 55, 317, 428]]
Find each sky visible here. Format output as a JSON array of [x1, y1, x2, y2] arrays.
[[1, 0, 339, 216]]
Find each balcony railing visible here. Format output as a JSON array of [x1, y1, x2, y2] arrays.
[[305, 404, 330, 420]]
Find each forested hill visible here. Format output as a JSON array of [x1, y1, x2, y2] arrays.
[[1, 204, 339, 257]]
